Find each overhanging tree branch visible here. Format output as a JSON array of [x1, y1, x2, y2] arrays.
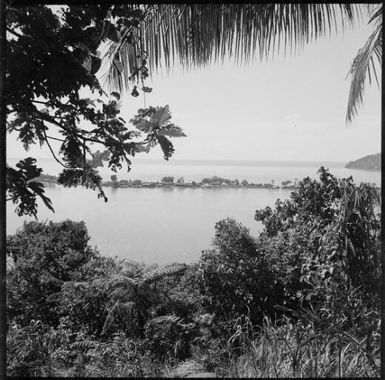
[[42, 129, 68, 169], [6, 5, 186, 217]]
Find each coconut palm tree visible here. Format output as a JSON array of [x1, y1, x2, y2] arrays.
[[103, 3, 381, 123]]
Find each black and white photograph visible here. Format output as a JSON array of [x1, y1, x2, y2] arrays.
[[2, 3, 382, 377]]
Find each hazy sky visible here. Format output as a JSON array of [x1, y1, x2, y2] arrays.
[[8, 9, 381, 163]]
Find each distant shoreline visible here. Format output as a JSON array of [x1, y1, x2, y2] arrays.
[[36, 172, 381, 191], [38, 174, 300, 190]]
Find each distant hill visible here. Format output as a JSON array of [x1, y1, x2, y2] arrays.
[[345, 153, 381, 171]]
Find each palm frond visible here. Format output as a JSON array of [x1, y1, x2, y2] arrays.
[[346, 5, 382, 123], [103, 4, 361, 93]]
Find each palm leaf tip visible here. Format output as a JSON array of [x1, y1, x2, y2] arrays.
[[345, 5, 382, 124]]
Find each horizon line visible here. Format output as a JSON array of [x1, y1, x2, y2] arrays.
[[7, 156, 350, 163]]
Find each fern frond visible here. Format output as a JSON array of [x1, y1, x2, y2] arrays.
[[108, 286, 132, 301], [146, 313, 184, 327], [70, 339, 98, 351], [61, 280, 90, 291], [101, 300, 121, 336], [45, 291, 63, 303], [118, 301, 136, 313], [106, 274, 138, 289], [40, 272, 64, 286], [139, 263, 187, 285]]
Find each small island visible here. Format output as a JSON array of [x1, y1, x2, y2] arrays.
[[38, 174, 300, 190], [345, 153, 381, 171]]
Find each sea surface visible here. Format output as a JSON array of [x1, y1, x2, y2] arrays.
[[6, 158, 381, 264]]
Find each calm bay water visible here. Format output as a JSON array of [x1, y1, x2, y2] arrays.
[[6, 159, 381, 264]]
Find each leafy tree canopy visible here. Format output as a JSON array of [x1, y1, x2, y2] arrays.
[[6, 219, 113, 326], [255, 167, 381, 312], [161, 176, 174, 184], [199, 218, 282, 325], [6, 5, 186, 217]]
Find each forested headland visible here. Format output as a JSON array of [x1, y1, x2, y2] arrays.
[[345, 153, 381, 171], [6, 169, 381, 377]]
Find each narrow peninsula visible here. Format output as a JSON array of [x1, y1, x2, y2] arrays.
[[38, 174, 299, 190]]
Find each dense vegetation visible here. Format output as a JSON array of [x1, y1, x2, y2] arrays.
[[345, 153, 381, 171], [6, 168, 381, 377], [4, 5, 381, 377]]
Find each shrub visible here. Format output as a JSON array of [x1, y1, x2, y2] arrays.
[[255, 168, 381, 317], [144, 315, 193, 361], [6, 220, 99, 326], [198, 218, 284, 325]]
